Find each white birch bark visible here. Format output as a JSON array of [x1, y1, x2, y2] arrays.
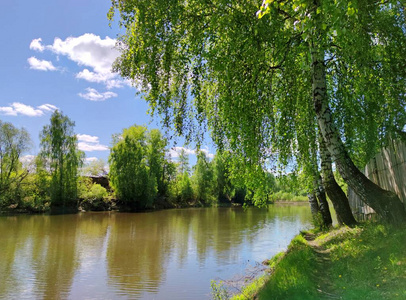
[[311, 47, 406, 224]]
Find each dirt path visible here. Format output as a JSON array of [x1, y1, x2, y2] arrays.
[[304, 233, 342, 299]]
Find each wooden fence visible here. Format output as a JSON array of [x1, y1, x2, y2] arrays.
[[348, 140, 406, 220]]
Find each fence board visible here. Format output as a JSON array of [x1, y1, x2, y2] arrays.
[[348, 140, 406, 220]]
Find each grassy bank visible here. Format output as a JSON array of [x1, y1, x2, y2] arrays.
[[270, 191, 308, 203], [224, 223, 406, 299]]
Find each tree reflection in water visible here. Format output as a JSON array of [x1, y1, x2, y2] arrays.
[[0, 205, 311, 299]]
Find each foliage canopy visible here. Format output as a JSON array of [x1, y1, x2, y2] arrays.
[[109, 0, 406, 170]]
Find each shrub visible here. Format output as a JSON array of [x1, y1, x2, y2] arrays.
[[78, 179, 110, 211], [85, 184, 108, 201]]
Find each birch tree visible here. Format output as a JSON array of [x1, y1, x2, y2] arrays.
[[109, 0, 406, 223]]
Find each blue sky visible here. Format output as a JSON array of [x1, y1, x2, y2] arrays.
[[0, 0, 214, 165]]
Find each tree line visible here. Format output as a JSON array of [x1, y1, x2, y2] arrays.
[[1, 111, 307, 212], [0, 112, 83, 211]]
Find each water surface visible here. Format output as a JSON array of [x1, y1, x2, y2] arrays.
[[0, 204, 312, 299]]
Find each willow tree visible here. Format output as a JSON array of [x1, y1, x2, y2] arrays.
[[0, 121, 31, 206], [39, 111, 83, 207], [109, 0, 406, 223], [109, 125, 158, 210]]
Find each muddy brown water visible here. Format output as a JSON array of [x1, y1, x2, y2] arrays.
[[0, 204, 312, 299]]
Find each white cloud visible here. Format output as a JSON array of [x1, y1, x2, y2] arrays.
[[76, 70, 130, 89], [77, 134, 100, 143], [78, 142, 109, 152], [201, 148, 215, 159], [27, 56, 57, 71], [48, 34, 118, 72], [168, 147, 196, 158], [37, 104, 58, 112], [11, 103, 43, 116], [30, 38, 45, 52], [85, 157, 98, 163], [29, 34, 138, 91], [0, 106, 17, 116], [168, 146, 214, 159], [77, 133, 109, 152], [78, 87, 117, 101], [0, 102, 58, 117], [106, 79, 126, 89], [39, 33, 127, 89], [76, 69, 116, 84]]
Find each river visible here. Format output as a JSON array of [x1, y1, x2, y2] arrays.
[[0, 204, 312, 299]]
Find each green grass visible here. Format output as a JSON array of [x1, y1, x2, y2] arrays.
[[257, 234, 319, 299], [321, 223, 406, 299], [233, 223, 406, 299], [231, 275, 268, 300], [270, 191, 308, 202]]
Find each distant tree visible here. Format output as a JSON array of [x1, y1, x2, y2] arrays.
[[177, 171, 194, 206], [0, 121, 31, 206], [168, 149, 193, 206], [225, 155, 274, 205], [82, 158, 107, 176], [146, 129, 168, 197], [32, 155, 51, 204], [192, 151, 215, 206], [213, 151, 233, 203], [39, 111, 84, 207], [178, 148, 190, 175], [163, 159, 177, 197], [109, 125, 157, 209]]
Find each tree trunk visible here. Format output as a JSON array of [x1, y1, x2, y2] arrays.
[[314, 176, 333, 227], [311, 47, 406, 224], [307, 124, 332, 228], [308, 192, 320, 216], [319, 136, 357, 226]]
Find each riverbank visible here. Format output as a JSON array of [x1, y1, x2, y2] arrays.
[[0, 197, 194, 215], [1, 199, 297, 215], [269, 191, 308, 203], [227, 222, 406, 299]]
